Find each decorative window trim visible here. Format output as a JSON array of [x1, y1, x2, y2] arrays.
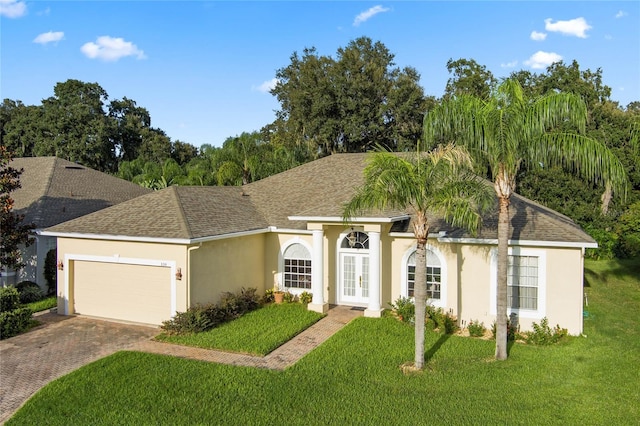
[[278, 238, 313, 294], [489, 247, 547, 319], [401, 244, 447, 308]]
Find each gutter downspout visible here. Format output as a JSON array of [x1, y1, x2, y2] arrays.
[[187, 243, 202, 308]]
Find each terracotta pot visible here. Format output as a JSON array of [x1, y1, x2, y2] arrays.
[[274, 292, 285, 304]]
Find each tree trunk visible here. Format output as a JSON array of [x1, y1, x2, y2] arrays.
[[495, 194, 510, 360], [413, 212, 429, 369]]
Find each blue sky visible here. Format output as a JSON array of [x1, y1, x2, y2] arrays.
[[2, 1, 639, 148]]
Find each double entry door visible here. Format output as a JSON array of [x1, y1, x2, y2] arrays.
[[339, 252, 369, 305]]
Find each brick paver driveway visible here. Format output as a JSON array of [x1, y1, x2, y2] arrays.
[[0, 313, 158, 423]]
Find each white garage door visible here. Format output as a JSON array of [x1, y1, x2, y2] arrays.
[[73, 260, 172, 325]]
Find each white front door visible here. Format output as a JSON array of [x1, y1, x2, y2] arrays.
[[340, 252, 369, 305]]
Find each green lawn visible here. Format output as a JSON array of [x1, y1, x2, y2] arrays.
[[26, 296, 57, 313], [8, 259, 639, 425], [155, 302, 325, 355]]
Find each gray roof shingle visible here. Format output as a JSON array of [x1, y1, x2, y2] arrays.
[[44, 153, 595, 245], [11, 157, 150, 228], [46, 186, 268, 239]]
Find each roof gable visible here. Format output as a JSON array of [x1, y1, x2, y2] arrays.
[[11, 157, 150, 228], [46, 186, 269, 240]]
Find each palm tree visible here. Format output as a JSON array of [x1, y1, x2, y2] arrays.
[[423, 79, 628, 360], [343, 144, 493, 370]]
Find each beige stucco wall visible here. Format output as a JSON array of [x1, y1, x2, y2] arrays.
[[384, 237, 584, 335], [55, 229, 586, 334], [451, 244, 584, 335], [263, 233, 314, 294], [56, 237, 188, 317], [188, 234, 266, 306]]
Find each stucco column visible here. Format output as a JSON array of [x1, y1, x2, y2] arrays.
[[365, 230, 382, 317], [308, 229, 328, 313]]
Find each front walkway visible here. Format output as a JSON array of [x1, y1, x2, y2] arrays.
[[133, 305, 363, 370]]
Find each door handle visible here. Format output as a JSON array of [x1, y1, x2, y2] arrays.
[[359, 276, 362, 288]]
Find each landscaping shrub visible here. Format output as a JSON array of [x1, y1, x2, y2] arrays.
[[524, 317, 568, 345], [0, 306, 33, 339], [262, 288, 274, 304], [467, 320, 486, 337], [299, 291, 312, 305], [389, 296, 415, 324], [18, 285, 43, 304], [0, 286, 21, 313], [15, 280, 39, 292], [425, 305, 459, 334], [162, 287, 261, 335], [491, 319, 519, 341], [13, 281, 44, 304], [218, 287, 260, 319], [161, 304, 215, 335], [282, 291, 294, 303]]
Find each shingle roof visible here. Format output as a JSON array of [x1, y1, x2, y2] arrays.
[[44, 153, 595, 245], [46, 186, 268, 239], [243, 153, 405, 226], [11, 157, 150, 228]]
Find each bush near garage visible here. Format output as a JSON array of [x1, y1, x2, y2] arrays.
[[0, 286, 33, 339], [15, 281, 44, 304], [161, 287, 260, 335]]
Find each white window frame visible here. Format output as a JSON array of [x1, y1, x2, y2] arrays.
[[401, 244, 447, 308], [490, 247, 546, 319], [279, 238, 313, 294]]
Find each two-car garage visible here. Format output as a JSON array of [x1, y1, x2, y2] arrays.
[[65, 255, 177, 326]]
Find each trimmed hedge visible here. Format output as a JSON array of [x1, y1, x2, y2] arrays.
[[0, 306, 33, 339], [161, 287, 260, 335], [1, 286, 21, 313]]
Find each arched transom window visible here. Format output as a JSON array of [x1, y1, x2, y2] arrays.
[[341, 231, 369, 249], [407, 249, 442, 300], [284, 243, 312, 289]]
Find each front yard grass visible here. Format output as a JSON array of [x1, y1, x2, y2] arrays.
[[155, 303, 325, 355], [26, 296, 57, 313], [7, 259, 639, 425]]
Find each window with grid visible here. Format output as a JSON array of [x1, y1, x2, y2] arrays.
[[407, 250, 442, 299], [508, 255, 538, 310], [283, 243, 312, 289]]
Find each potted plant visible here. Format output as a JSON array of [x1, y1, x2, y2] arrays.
[[273, 283, 285, 304]]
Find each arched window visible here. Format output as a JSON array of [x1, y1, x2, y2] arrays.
[[341, 230, 369, 249], [406, 249, 443, 301], [283, 243, 312, 290]]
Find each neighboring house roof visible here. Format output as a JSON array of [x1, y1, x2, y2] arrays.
[[43, 153, 596, 246], [11, 157, 151, 229]]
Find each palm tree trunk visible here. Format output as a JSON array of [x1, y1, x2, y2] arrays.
[[413, 212, 429, 369], [414, 242, 427, 369], [495, 195, 510, 360]]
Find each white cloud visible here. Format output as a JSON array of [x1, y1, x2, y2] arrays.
[[37, 7, 51, 16], [353, 5, 390, 26], [33, 31, 64, 45], [80, 36, 146, 62], [544, 17, 592, 38], [501, 60, 518, 68], [524, 51, 563, 69], [530, 31, 547, 41], [615, 10, 627, 19], [0, 0, 27, 18], [253, 78, 279, 93]]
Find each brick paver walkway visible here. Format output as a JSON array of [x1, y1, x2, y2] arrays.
[[0, 305, 362, 424], [134, 305, 363, 370]]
